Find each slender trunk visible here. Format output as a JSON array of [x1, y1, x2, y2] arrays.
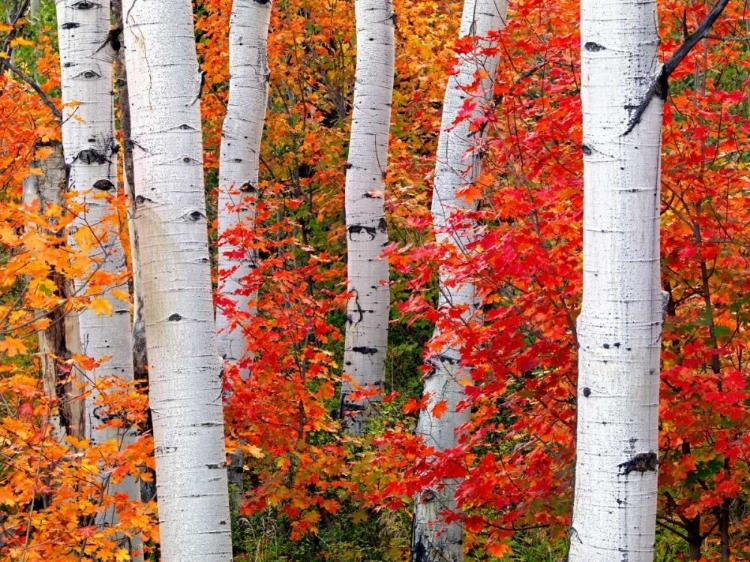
[[339, 0, 395, 435], [22, 141, 81, 440], [720, 497, 730, 561], [217, 0, 273, 509], [687, 517, 702, 561], [217, 0, 272, 373], [111, 0, 147, 386], [56, 0, 134, 448], [56, 3, 142, 555], [568, 0, 664, 559], [411, 2, 506, 560], [111, 0, 154, 506], [122, 1, 233, 559]]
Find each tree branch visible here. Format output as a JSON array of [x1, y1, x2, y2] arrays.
[[0, 60, 62, 122], [622, 0, 730, 136]]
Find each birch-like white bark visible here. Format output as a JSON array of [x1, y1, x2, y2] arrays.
[[568, 0, 664, 559], [217, 0, 273, 507], [340, 0, 395, 435], [55, 0, 141, 543], [122, 1, 232, 560], [412, 1, 506, 560], [23, 144, 67, 442], [217, 0, 272, 375]]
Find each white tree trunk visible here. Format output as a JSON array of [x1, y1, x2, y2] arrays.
[[217, 0, 272, 374], [568, 0, 664, 560], [217, 0, 273, 508], [23, 143, 67, 442], [55, 1, 141, 546], [340, 0, 395, 435], [412, 1, 506, 560], [122, 1, 233, 560]]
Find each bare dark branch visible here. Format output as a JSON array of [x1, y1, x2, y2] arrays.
[[622, 0, 730, 136], [0, 60, 63, 122]]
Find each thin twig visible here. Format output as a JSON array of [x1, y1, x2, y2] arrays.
[[0, 60, 62, 121]]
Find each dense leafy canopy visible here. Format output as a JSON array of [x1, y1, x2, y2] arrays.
[[0, 0, 749, 559]]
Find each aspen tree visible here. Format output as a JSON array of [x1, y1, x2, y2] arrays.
[[217, 0, 272, 375], [412, 1, 506, 560], [568, 0, 664, 559], [217, 0, 273, 506], [55, 1, 141, 542], [22, 142, 77, 441], [122, 0, 232, 559], [340, 0, 395, 435]]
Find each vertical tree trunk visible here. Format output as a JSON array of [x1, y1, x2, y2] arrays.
[[55, 2, 142, 545], [22, 141, 82, 440], [122, 1, 233, 560], [339, 0, 395, 435], [112, 0, 155, 507], [111, 0, 148, 389], [55, 0, 134, 448], [217, 0, 273, 508], [411, 1, 506, 560], [217, 0, 272, 374], [568, 0, 664, 560]]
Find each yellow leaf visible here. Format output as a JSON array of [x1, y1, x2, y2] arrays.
[[10, 38, 34, 48], [81, 461, 100, 475], [90, 297, 113, 316], [114, 548, 131, 562], [246, 445, 265, 459], [0, 338, 28, 357], [111, 289, 130, 303], [0, 24, 13, 33]]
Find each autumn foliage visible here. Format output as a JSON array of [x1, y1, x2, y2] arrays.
[[1, 0, 750, 560]]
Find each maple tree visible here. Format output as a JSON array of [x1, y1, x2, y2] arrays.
[[1, 0, 750, 560]]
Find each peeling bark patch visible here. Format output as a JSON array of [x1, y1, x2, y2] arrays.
[[352, 346, 378, 355], [584, 41, 606, 51], [168, 313, 182, 322], [583, 387, 591, 397], [618, 452, 658, 476]]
